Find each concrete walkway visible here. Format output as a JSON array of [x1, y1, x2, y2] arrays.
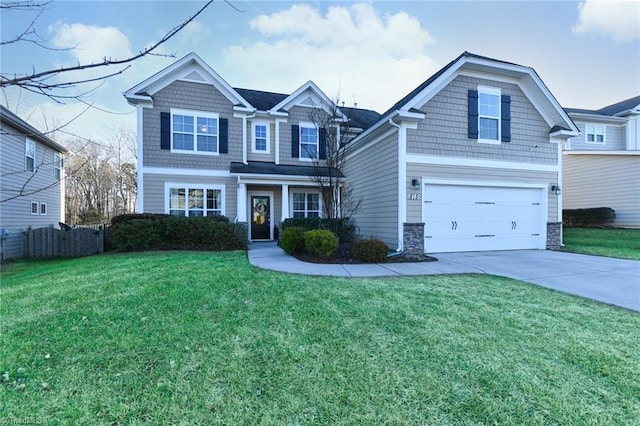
[[248, 242, 640, 312]]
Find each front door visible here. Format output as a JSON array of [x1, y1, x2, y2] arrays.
[[251, 195, 271, 240]]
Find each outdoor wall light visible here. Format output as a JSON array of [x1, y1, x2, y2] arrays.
[[551, 184, 561, 195], [411, 178, 421, 190]]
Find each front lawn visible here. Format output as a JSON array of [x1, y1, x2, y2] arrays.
[[1, 252, 638, 424], [563, 227, 640, 260]]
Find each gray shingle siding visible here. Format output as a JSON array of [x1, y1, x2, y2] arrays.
[[408, 75, 556, 165], [143, 80, 243, 169]]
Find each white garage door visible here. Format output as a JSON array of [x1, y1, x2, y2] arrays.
[[423, 183, 547, 253]]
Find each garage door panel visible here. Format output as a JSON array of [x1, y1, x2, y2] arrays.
[[424, 183, 546, 253]]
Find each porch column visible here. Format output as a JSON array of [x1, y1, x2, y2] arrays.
[[281, 184, 289, 222], [237, 181, 247, 222]]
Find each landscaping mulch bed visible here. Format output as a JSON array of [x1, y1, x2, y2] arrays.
[[293, 248, 437, 264]]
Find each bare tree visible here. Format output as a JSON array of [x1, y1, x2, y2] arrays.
[[308, 104, 363, 223], [1, 0, 216, 103]]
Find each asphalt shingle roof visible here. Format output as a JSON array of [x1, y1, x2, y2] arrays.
[[230, 161, 344, 178]]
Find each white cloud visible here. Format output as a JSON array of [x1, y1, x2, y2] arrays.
[[572, 0, 640, 42], [224, 3, 437, 112], [49, 22, 133, 63], [177, 20, 211, 43]]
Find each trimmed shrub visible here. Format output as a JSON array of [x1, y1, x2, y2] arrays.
[[563, 207, 615, 227], [280, 227, 305, 255], [111, 215, 245, 251], [304, 229, 338, 258], [282, 217, 355, 243], [352, 239, 389, 263]]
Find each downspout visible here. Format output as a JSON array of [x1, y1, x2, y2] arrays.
[[388, 118, 404, 255], [242, 112, 257, 165]]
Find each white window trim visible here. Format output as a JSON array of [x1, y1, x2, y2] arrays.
[[40, 203, 47, 215], [31, 201, 39, 215], [54, 153, 62, 181], [477, 85, 502, 145], [251, 120, 270, 154], [164, 182, 226, 217], [26, 138, 36, 173], [170, 108, 220, 156], [290, 191, 322, 218], [585, 124, 606, 144], [298, 121, 319, 161]]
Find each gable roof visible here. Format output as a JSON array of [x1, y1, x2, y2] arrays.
[[0, 105, 68, 153], [340, 107, 382, 130], [123, 52, 252, 109], [353, 51, 578, 145]]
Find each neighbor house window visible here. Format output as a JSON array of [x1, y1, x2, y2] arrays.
[[171, 109, 219, 154], [31, 202, 39, 215], [253, 122, 269, 153], [585, 125, 605, 144], [478, 87, 501, 141], [26, 139, 36, 172], [40, 203, 47, 215], [54, 153, 62, 181], [292, 192, 320, 218], [167, 184, 224, 217], [299, 124, 318, 160]]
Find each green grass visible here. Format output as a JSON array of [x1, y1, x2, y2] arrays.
[[1, 252, 639, 425], [563, 227, 640, 260]]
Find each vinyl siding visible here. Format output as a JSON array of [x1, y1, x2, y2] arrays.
[[142, 80, 243, 169], [567, 122, 627, 151], [142, 173, 237, 220], [344, 131, 399, 248], [0, 122, 64, 259], [563, 154, 640, 226], [408, 75, 556, 165], [405, 163, 558, 223]]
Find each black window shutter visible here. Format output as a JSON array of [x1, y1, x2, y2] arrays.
[[501, 95, 511, 142], [468, 90, 479, 139], [219, 118, 228, 153], [319, 127, 327, 160], [160, 112, 171, 149], [291, 125, 299, 158]]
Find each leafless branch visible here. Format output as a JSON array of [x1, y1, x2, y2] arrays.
[[0, 0, 215, 91]]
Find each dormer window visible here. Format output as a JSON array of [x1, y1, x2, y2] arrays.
[[585, 124, 605, 144]]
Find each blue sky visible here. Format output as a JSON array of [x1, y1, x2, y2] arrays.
[[1, 0, 639, 144]]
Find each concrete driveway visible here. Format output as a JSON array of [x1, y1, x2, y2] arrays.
[[434, 250, 640, 312]]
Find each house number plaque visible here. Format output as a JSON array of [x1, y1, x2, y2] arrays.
[[408, 193, 421, 200]]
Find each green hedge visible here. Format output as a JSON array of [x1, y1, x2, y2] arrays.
[[304, 230, 338, 258], [563, 208, 616, 227], [282, 217, 355, 243], [352, 239, 389, 263], [280, 227, 305, 255], [111, 214, 245, 251]]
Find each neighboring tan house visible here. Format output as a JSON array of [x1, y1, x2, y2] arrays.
[[124, 51, 579, 254], [0, 105, 69, 260], [563, 96, 640, 227]]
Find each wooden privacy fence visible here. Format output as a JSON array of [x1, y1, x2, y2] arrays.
[[23, 224, 111, 258]]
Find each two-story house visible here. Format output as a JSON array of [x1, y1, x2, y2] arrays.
[[125, 52, 579, 254], [563, 96, 640, 227], [0, 105, 69, 260], [124, 53, 378, 242]]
